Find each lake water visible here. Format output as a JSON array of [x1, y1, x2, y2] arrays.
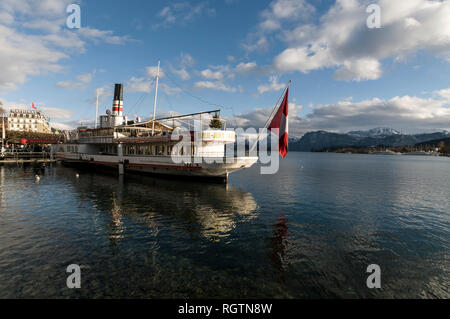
[[0, 152, 449, 298]]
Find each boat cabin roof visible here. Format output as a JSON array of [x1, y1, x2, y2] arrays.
[[126, 120, 174, 131]]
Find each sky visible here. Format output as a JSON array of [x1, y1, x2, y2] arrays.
[[0, 0, 450, 137]]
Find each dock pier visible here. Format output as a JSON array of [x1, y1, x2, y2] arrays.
[[0, 152, 58, 164]]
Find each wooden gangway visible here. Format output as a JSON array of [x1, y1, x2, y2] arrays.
[[0, 152, 57, 164]]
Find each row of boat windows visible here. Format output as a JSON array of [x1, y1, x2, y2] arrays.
[[79, 128, 114, 137], [66, 144, 191, 156], [99, 145, 118, 154], [123, 144, 191, 156], [67, 146, 79, 153]]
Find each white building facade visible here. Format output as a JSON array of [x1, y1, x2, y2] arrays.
[[7, 109, 51, 133]]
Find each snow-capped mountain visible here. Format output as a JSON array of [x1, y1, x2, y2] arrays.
[[348, 127, 401, 138], [290, 128, 449, 152]]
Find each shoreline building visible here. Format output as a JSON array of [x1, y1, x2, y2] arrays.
[[6, 109, 52, 133]]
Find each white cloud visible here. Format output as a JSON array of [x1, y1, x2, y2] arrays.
[[0, 24, 67, 91], [194, 81, 239, 92], [40, 30, 86, 52], [126, 67, 180, 95], [146, 66, 165, 78], [0, 0, 71, 18], [0, 0, 133, 92], [153, 1, 216, 29], [49, 117, 93, 130], [229, 102, 303, 129], [23, 18, 65, 33], [279, 0, 450, 80], [242, 35, 269, 53], [227, 87, 450, 136], [172, 68, 191, 81], [435, 88, 450, 101], [333, 58, 383, 82], [200, 69, 224, 80], [260, 0, 315, 28], [86, 85, 113, 105], [56, 70, 96, 90], [243, 0, 315, 53], [180, 52, 195, 67], [235, 62, 265, 75], [0, 98, 73, 120], [77, 27, 133, 45], [126, 77, 153, 93], [246, 0, 450, 81], [298, 93, 450, 135], [170, 52, 195, 81], [40, 106, 73, 119], [159, 83, 182, 96], [195, 61, 268, 81], [257, 76, 285, 94], [50, 122, 75, 131], [0, 11, 14, 25]]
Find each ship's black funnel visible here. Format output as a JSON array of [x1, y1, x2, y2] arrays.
[[114, 84, 123, 101]]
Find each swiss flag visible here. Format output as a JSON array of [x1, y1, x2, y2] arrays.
[[268, 88, 289, 158], [32, 103, 37, 110]]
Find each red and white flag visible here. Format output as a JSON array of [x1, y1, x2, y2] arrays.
[[31, 102, 37, 110], [268, 88, 289, 158]]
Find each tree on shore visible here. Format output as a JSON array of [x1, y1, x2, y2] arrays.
[[209, 114, 223, 129]]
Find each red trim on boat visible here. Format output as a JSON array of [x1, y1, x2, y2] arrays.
[[128, 163, 202, 170], [56, 156, 202, 170]]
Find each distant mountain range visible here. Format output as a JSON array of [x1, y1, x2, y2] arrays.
[[290, 127, 450, 152]]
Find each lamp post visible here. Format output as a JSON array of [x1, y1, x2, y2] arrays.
[[0, 102, 6, 156]]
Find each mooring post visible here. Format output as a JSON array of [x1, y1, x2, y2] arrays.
[[118, 143, 124, 175]]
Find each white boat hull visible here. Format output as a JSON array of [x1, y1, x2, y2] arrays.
[[55, 152, 258, 181]]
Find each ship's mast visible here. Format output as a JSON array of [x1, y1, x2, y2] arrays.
[[95, 88, 99, 128], [1, 101, 5, 155], [152, 60, 160, 136]]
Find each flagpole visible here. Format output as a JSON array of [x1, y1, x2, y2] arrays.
[[95, 89, 99, 129], [249, 80, 292, 153]]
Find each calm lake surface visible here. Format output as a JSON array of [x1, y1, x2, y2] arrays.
[[0, 152, 449, 298]]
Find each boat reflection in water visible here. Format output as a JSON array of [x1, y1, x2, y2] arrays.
[[64, 168, 259, 245]]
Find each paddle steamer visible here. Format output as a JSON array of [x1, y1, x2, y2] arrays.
[[53, 79, 258, 182]]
